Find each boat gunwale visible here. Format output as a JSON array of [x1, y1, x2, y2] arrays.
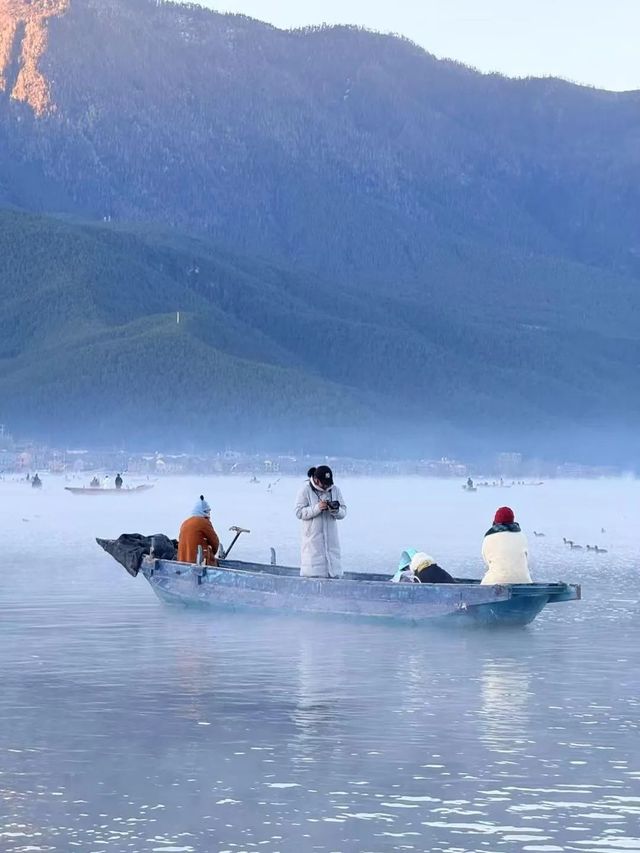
[[141, 557, 580, 602]]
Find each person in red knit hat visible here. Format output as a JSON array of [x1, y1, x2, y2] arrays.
[[493, 506, 515, 525], [481, 506, 532, 585]]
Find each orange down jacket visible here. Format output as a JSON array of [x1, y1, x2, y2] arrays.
[[177, 516, 220, 564]]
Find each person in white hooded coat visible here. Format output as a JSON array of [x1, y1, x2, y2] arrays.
[[481, 506, 532, 585], [295, 466, 347, 578]]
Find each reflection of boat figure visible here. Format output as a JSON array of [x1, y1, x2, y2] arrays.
[[391, 645, 445, 729], [291, 633, 345, 761], [478, 658, 531, 754]]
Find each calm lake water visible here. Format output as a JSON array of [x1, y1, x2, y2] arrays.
[[1, 475, 639, 853]]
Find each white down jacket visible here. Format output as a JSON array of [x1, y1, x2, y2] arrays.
[[295, 480, 347, 578], [481, 528, 532, 585]]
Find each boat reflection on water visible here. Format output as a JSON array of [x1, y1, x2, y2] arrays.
[[478, 658, 532, 755], [290, 633, 347, 762]]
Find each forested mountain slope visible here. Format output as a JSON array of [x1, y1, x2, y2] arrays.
[[1, 0, 639, 458], [1, 209, 638, 458]]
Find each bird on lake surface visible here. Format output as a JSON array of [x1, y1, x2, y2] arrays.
[[569, 543, 583, 550], [533, 531, 546, 537]]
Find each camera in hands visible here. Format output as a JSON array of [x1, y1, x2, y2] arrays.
[[327, 500, 340, 511]]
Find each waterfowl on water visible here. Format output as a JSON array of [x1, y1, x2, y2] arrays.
[[533, 531, 546, 537]]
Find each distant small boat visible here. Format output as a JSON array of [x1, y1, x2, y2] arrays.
[[462, 485, 477, 492], [65, 484, 154, 496]]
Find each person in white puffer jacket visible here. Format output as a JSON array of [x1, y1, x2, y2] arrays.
[[481, 506, 532, 585], [295, 465, 347, 578]]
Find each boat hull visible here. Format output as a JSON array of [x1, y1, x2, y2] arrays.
[[139, 558, 579, 628]]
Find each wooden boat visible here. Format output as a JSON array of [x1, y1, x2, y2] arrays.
[[65, 484, 154, 495], [128, 554, 580, 627]]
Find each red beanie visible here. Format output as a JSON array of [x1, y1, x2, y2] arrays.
[[494, 506, 515, 525]]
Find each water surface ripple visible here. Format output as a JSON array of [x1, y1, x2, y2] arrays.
[[1, 476, 639, 852]]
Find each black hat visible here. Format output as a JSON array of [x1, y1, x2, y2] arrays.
[[314, 465, 334, 486]]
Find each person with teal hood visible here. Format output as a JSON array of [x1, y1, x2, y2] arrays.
[[391, 548, 419, 582], [392, 549, 456, 584]]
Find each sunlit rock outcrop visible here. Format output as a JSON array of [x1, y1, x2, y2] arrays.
[[0, 0, 70, 115]]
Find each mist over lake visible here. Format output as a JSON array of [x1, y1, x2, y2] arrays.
[[1, 475, 639, 852]]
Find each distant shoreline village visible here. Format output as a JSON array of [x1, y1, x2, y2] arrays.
[[0, 425, 631, 480]]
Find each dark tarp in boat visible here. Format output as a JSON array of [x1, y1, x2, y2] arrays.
[[96, 534, 177, 577]]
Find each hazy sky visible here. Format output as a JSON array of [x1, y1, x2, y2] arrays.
[[199, 0, 639, 91]]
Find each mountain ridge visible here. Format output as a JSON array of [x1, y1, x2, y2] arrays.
[[0, 0, 639, 460]]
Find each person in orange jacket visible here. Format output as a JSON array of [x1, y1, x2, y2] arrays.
[[177, 495, 220, 565]]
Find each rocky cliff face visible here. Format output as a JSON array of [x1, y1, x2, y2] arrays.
[[0, 0, 69, 115]]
